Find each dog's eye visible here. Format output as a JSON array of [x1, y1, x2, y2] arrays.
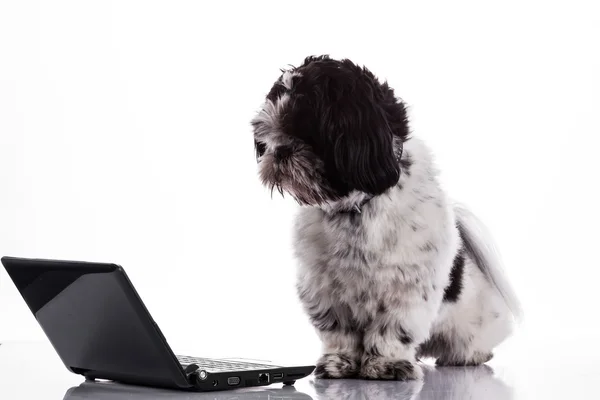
[[255, 140, 267, 159]]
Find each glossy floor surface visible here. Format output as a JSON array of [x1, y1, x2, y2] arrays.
[[0, 338, 596, 399]]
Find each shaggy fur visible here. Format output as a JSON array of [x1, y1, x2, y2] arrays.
[[252, 55, 521, 381]]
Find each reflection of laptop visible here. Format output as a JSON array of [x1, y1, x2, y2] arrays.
[[1, 257, 314, 392], [63, 381, 314, 400]]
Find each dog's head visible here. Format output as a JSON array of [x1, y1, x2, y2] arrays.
[[252, 55, 410, 210]]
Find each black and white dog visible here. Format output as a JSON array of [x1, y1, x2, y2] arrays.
[[251, 55, 521, 381]]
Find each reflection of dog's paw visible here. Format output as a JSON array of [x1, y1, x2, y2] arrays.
[[360, 357, 423, 381], [436, 351, 493, 367], [314, 353, 359, 379], [312, 376, 424, 400]]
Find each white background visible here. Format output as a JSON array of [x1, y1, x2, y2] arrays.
[[1, 0, 599, 367]]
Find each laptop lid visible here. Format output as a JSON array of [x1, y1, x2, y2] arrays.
[[1, 256, 192, 389]]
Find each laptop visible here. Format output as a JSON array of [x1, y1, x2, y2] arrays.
[[1, 256, 315, 392]]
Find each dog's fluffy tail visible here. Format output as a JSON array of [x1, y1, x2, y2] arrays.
[[454, 203, 523, 321]]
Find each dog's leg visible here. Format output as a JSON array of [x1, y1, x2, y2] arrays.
[[419, 262, 515, 367], [299, 281, 362, 379], [314, 331, 362, 379], [360, 300, 436, 381]]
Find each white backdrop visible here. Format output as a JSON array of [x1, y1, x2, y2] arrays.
[[1, 0, 599, 365]]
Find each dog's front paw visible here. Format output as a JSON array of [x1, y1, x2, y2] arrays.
[[360, 357, 423, 381], [314, 353, 359, 379]]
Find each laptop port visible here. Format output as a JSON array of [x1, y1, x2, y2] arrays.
[[227, 377, 241, 386], [258, 373, 270, 384], [272, 373, 284, 380]]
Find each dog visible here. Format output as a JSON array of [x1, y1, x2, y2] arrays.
[[251, 55, 521, 381]]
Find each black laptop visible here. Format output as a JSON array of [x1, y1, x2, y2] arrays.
[[1, 256, 315, 392]]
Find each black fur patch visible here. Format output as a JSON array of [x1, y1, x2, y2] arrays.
[[397, 324, 412, 345], [416, 333, 452, 359], [399, 334, 412, 345], [358, 291, 369, 304], [443, 249, 465, 303]]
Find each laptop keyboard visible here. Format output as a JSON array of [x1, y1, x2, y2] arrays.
[[177, 356, 278, 372]]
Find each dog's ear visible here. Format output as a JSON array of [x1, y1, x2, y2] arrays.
[[330, 101, 400, 195]]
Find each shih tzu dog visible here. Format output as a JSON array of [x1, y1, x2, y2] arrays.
[[251, 55, 521, 381]]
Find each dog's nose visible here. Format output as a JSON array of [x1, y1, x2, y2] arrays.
[[274, 146, 293, 162]]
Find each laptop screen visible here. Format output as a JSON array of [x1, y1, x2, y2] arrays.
[[1, 257, 190, 389]]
